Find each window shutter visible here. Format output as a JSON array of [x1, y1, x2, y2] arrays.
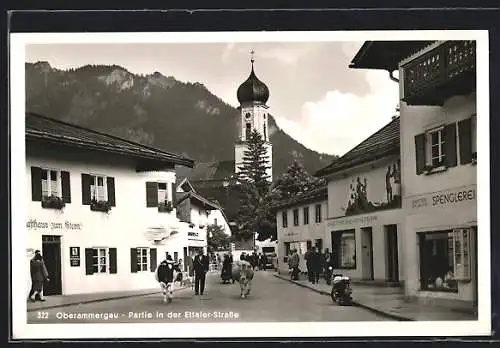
[[109, 248, 117, 274], [444, 123, 458, 167], [170, 182, 176, 208], [107, 177, 116, 206], [414, 133, 426, 175], [130, 248, 138, 273], [146, 182, 158, 207], [150, 248, 157, 272], [458, 118, 473, 164], [61, 171, 71, 203], [85, 248, 94, 275], [81, 174, 92, 205], [31, 166, 43, 201]]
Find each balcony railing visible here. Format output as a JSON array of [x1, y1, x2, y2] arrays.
[[402, 41, 476, 106]]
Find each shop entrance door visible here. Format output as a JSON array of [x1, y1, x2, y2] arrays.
[[42, 235, 62, 296], [385, 225, 399, 282], [361, 227, 374, 280]]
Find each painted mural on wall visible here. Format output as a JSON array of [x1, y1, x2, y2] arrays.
[[345, 160, 401, 216]]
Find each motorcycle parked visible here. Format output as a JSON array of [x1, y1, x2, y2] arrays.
[[328, 267, 353, 305]]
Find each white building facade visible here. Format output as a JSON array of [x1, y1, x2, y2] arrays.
[[316, 118, 404, 283], [398, 41, 477, 309], [349, 40, 478, 310], [275, 187, 328, 274], [26, 113, 194, 296]]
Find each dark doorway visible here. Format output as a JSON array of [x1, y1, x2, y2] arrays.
[[385, 225, 400, 282], [42, 235, 62, 296], [361, 227, 374, 280]]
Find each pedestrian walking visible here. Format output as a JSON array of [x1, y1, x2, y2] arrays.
[[221, 254, 232, 284], [193, 249, 209, 295], [304, 247, 313, 282], [310, 247, 322, 284], [29, 251, 49, 302], [288, 249, 300, 280]]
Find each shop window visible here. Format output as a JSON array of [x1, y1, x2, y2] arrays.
[[282, 211, 288, 228], [315, 204, 322, 223], [331, 230, 356, 269], [303, 206, 309, 225], [136, 247, 149, 271], [418, 230, 471, 292], [293, 209, 299, 226]]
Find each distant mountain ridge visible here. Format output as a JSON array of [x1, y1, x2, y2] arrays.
[[26, 62, 338, 179]]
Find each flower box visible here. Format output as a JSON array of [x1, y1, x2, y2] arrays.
[[90, 200, 112, 213], [158, 201, 173, 213], [41, 195, 65, 210]]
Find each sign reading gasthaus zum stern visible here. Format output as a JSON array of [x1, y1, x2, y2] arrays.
[[405, 185, 476, 214]]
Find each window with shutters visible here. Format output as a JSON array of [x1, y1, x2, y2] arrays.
[[426, 127, 445, 167], [41, 169, 61, 197], [92, 248, 109, 274], [136, 247, 150, 272], [293, 209, 299, 226], [91, 175, 108, 202], [303, 206, 309, 225], [157, 182, 168, 203], [282, 211, 288, 228], [315, 204, 322, 223]]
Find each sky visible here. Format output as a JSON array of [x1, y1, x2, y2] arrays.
[[25, 41, 400, 156]]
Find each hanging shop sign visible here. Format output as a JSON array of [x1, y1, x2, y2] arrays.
[[69, 247, 80, 267]]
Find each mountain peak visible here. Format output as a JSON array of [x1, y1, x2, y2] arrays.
[[31, 61, 54, 73]]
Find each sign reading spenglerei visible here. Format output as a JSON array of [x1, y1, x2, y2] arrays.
[[407, 185, 476, 213]]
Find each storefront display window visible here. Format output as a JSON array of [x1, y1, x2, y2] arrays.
[[419, 229, 472, 292], [331, 229, 356, 269]]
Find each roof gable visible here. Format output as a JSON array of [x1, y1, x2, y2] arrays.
[[315, 117, 400, 177]]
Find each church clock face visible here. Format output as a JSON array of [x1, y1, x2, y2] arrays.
[[245, 112, 251, 120]]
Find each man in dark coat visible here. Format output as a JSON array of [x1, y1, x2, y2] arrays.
[[29, 251, 49, 302], [193, 249, 209, 295], [310, 247, 322, 284]]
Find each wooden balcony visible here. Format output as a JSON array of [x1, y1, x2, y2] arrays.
[[402, 41, 476, 106]]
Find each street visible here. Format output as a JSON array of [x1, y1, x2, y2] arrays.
[[27, 271, 390, 323]]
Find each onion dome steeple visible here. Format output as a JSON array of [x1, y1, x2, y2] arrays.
[[236, 51, 270, 105]]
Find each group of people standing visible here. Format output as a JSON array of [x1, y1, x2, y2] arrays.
[[287, 247, 334, 284], [239, 252, 268, 270]]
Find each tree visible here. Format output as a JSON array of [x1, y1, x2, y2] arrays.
[[234, 130, 277, 242], [207, 223, 230, 252], [270, 159, 325, 202]]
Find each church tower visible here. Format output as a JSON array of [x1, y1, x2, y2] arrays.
[[234, 51, 273, 182]]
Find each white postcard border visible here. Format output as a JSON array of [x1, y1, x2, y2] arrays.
[[10, 30, 491, 339]]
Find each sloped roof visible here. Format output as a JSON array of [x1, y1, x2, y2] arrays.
[[175, 191, 221, 211], [26, 112, 194, 168], [272, 185, 328, 211], [349, 41, 435, 71], [315, 117, 400, 177]]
